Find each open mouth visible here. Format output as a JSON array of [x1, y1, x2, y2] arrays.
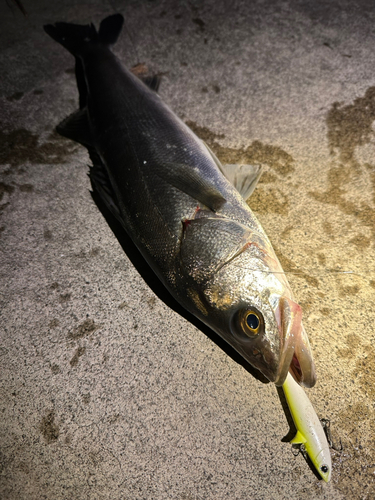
[[290, 353, 302, 380], [274, 345, 316, 388], [272, 296, 317, 388], [274, 322, 316, 388], [289, 328, 317, 388]]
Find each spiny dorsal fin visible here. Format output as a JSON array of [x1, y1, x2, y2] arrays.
[[89, 153, 123, 225]]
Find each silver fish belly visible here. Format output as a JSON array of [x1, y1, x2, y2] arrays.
[[44, 14, 316, 388]]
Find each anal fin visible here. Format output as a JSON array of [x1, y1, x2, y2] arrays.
[[142, 75, 161, 92]]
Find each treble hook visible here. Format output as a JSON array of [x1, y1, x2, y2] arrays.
[[320, 418, 343, 452]]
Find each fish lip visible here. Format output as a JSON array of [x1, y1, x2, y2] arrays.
[[272, 297, 316, 387], [273, 343, 295, 386], [290, 339, 317, 388], [233, 323, 316, 388], [273, 335, 317, 387]]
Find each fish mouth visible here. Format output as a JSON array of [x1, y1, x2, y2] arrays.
[[273, 333, 316, 387], [288, 324, 316, 388], [273, 297, 316, 388]]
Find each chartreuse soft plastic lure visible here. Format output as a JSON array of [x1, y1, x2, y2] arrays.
[[282, 372, 331, 482]]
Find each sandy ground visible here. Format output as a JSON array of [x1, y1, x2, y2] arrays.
[[1, 1, 375, 499]]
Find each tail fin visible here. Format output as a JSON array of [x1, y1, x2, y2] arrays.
[[44, 14, 124, 56], [97, 14, 124, 45]]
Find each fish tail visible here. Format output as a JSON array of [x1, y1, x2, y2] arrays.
[[44, 14, 124, 56], [97, 14, 124, 45]]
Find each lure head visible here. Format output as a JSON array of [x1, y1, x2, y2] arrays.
[[317, 460, 331, 483], [302, 438, 332, 482], [179, 215, 316, 387]]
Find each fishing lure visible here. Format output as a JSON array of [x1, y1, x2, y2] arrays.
[[282, 372, 332, 481]]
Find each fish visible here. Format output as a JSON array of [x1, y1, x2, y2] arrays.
[[44, 14, 316, 388], [282, 372, 331, 481]]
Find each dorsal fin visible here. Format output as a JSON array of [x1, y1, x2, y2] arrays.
[[88, 151, 123, 225], [56, 108, 92, 147]]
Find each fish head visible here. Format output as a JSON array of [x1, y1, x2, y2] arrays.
[[198, 247, 316, 387], [179, 215, 316, 387]]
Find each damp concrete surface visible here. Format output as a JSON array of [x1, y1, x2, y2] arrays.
[[1, 1, 375, 499]]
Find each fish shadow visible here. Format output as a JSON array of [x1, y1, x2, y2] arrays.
[[91, 189, 269, 385]]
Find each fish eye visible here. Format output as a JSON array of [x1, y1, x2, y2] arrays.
[[246, 313, 259, 330], [240, 309, 263, 337], [320, 464, 329, 474]]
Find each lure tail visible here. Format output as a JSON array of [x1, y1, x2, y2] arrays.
[[43, 14, 124, 56]]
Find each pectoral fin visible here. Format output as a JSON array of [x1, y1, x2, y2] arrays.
[[156, 165, 226, 211]]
